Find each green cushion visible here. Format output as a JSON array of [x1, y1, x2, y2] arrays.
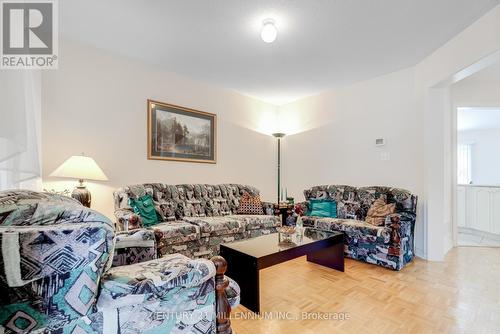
[[307, 199, 337, 218], [128, 194, 159, 227]]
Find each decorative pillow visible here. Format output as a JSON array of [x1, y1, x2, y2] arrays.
[[237, 192, 264, 215], [307, 199, 337, 218], [365, 198, 396, 226], [128, 194, 160, 227]]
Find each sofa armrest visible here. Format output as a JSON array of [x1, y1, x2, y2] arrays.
[[384, 212, 416, 251], [115, 208, 142, 231], [294, 201, 309, 216], [261, 201, 275, 215]]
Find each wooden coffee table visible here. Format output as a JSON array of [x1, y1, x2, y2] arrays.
[[220, 228, 344, 313]]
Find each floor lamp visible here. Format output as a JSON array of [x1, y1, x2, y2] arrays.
[[272, 132, 286, 204]]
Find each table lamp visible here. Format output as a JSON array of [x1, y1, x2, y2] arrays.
[[50, 154, 108, 207]]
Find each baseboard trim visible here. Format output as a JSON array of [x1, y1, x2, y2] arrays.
[[415, 247, 426, 260], [459, 227, 500, 242]]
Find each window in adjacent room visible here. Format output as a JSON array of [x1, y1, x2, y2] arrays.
[[457, 143, 472, 184]]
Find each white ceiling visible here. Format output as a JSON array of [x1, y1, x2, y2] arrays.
[[60, 0, 500, 105], [458, 108, 500, 131]]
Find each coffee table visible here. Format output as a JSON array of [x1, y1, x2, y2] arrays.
[[219, 228, 344, 313]]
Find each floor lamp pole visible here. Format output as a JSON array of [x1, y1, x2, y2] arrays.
[[273, 133, 286, 204]]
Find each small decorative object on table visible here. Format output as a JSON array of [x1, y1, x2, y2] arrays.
[[274, 202, 295, 226], [295, 215, 304, 236], [277, 226, 296, 243]]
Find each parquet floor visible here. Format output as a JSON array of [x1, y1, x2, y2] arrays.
[[231, 247, 500, 334]]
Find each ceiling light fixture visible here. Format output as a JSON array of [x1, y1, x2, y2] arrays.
[[261, 19, 277, 43]]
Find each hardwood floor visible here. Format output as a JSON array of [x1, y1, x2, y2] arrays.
[[231, 247, 500, 334]]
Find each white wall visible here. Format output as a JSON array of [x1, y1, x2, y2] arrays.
[[415, 4, 500, 260], [452, 79, 500, 107], [458, 129, 500, 185], [40, 4, 500, 262], [279, 67, 425, 256], [42, 39, 278, 219], [276, 4, 500, 261]]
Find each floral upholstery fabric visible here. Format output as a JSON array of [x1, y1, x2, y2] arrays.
[[0, 190, 114, 333], [183, 216, 246, 237], [226, 276, 241, 309], [1, 191, 241, 334], [113, 183, 280, 265], [112, 229, 157, 266], [114, 183, 269, 227], [308, 217, 391, 244], [365, 197, 396, 226], [98, 254, 216, 307], [229, 214, 281, 230], [66, 297, 216, 334], [153, 221, 200, 243], [302, 185, 417, 270]]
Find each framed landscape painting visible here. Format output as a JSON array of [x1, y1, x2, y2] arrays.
[[147, 100, 217, 163]]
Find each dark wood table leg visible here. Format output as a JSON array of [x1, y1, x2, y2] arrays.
[[220, 247, 261, 314], [306, 242, 345, 272]]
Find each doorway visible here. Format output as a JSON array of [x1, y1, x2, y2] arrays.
[[452, 64, 500, 247]]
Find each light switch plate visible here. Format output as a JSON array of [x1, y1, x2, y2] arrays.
[[380, 152, 391, 161]]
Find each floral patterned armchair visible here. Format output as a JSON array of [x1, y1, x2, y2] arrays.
[[0, 190, 237, 334]]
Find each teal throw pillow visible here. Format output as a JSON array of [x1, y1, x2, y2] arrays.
[[307, 199, 337, 218], [128, 194, 160, 227]]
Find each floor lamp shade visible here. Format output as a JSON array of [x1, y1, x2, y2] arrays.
[[50, 155, 108, 207]]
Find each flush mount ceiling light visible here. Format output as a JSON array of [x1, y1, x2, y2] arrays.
[[261, 19, 277, 43]]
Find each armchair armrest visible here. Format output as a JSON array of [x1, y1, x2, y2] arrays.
[[112, 229, 157, 266], [99, 254, 216, 306], [212, 256, 234, 334], [114, 208, 142, 231]]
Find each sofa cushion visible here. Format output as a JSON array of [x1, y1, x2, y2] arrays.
[[183, 216, 246, 236], [128, 194, 160, 227], [365, 198, 396, 226], [237, 192, 264, 215], [98, 254, 215, 308], [304, 216, 391, 244], [228, 214, 281, 230], [304, 185, 360, 219], [356, 186, 391, 220], [153, 221, 200, 244], [308, 199, 337, 218]]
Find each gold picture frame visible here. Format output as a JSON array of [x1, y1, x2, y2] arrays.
[[147, 99, 217, 163]]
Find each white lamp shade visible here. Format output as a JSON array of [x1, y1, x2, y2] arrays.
[[50, 155, 108, 181]]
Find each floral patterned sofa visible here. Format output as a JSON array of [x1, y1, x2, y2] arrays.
[[298, 185, 418, 270], [113, 183, 281, 266], [0, 190, 239, 334]]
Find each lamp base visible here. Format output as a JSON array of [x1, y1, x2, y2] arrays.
[[72, 185, 91, 208]]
